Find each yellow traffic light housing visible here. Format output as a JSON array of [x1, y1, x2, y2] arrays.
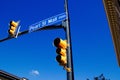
[[53, 37, 71, 72], [8, 21, 19, 37]]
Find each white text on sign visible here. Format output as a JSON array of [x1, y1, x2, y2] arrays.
[[29, 12, 66, 33]]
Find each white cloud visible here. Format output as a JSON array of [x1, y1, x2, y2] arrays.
[[30, 70, 40, 76]]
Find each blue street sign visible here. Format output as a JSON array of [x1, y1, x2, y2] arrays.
[[29, 12, 67, 33]]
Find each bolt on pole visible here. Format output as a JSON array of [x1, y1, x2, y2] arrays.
[[64, 0, 74, 80]]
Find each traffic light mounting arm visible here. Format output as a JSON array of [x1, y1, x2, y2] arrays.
[[0, 24, 64, 42]]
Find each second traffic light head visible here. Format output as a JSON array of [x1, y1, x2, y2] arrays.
[[8, 20, 19, 36]]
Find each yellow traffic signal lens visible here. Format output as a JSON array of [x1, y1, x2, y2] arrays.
[[54, 38, 68, 49], [10, 21, 19, 27], [56, 48, 66, 56]]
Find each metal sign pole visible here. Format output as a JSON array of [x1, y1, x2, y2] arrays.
[[64, 0, 74, 80]]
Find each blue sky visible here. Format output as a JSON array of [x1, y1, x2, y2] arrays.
[[0, 0, 120, 80]]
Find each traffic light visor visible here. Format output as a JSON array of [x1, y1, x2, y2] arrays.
[[10, 26, 16, 30], [54, 38, 68, 49], [56, 55, 67, 65], [10, 21, 19, 27], [56, 48, 66, 56], [8, 29, 15, 35]]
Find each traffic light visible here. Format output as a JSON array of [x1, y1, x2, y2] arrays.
[[8, 21, 19, 37], [53, 38, 71, 72]]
